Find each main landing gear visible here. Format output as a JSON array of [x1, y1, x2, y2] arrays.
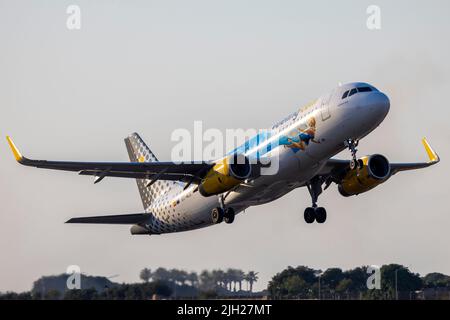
[[304, 176, 327, 224], [211, 207, 235, 224], [302, 138, 362, 224], [302, 139, 362, 224], [211, 194, 235, 224]]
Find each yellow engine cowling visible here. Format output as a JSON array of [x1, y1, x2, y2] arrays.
[[338, 154, 391, 197], [199, 154, 251, 197]]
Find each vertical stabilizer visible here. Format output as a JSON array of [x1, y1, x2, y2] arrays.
[[124, 133, 176, 210]]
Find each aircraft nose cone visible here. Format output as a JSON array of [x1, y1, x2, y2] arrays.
[[367, 91, 390, 121], [377, 92, 390, 116]]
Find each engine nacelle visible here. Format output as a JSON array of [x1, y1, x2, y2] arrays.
[[338, 154, 391, 197], [199, 154, 251, 197]]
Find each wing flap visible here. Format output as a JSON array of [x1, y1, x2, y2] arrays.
[[78, 170, 201, 182]]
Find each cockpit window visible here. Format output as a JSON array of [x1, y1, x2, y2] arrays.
[[342, 90, 349, 99], [349, 88, 358, 97], [342, 86, 374, 99]]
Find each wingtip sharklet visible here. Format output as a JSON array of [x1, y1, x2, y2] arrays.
[[422, 137, 440, 163], [6, 136, 23, 162]]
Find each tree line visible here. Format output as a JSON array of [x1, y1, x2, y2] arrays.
[[268, 264, 450, 300], [0, 281, 172, 300], [139, 267, 259, 293], [1, 264, 449, 300], [0, 268, 259, 300]]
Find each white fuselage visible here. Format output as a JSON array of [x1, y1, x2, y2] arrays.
[[144, 82, 390, 234]]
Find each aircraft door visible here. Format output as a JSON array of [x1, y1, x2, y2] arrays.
[[320, 90, 334, 121]]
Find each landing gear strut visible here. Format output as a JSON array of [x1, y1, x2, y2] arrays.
[[344, 138, 362, 171], [304, 176, 327, 224]]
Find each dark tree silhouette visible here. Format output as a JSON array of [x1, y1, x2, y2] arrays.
[[245, 271, 259, 292], [139, 268, 152, 283]]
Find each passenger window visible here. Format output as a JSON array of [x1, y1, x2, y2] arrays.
[[342, 91, 349, 99], [357, 87, 372, 92], [349, 88, 357, 96]]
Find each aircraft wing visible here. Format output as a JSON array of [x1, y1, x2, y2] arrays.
[[6, 136, 213, 183], [388, 138, 440, 175], [319, 138, 440, 179]]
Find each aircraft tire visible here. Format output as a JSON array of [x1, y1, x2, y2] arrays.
[[211, 207, 224, 224], [304, 207, 316, 224], [224, 208, 235, 224], [315, 207, 327, 223]]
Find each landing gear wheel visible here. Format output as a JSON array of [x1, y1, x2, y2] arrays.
[[211, 207, 224, 224], [315, 207, 327, 224], [350, 159, 363, 170], [224, 208, 235, 224], [350, 159, 357, 170], [304, 207, 316, 224]]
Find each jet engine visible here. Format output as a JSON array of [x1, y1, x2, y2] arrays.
[[338, 154, 391, 197], [199, 154, 251, 197]]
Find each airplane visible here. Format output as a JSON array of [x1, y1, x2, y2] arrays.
[[6, 82, 440, 235]]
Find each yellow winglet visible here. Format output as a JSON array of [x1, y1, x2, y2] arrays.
[[422, 137, 440, 163], [6, 136, 23, 162]]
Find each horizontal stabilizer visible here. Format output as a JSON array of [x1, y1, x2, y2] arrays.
[[66, 213, 150, 224]]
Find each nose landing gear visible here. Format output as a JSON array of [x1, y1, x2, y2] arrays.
[[344, 138, 362, 171]]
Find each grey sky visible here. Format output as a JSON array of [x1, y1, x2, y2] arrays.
[[1, 0, 449, 292]]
